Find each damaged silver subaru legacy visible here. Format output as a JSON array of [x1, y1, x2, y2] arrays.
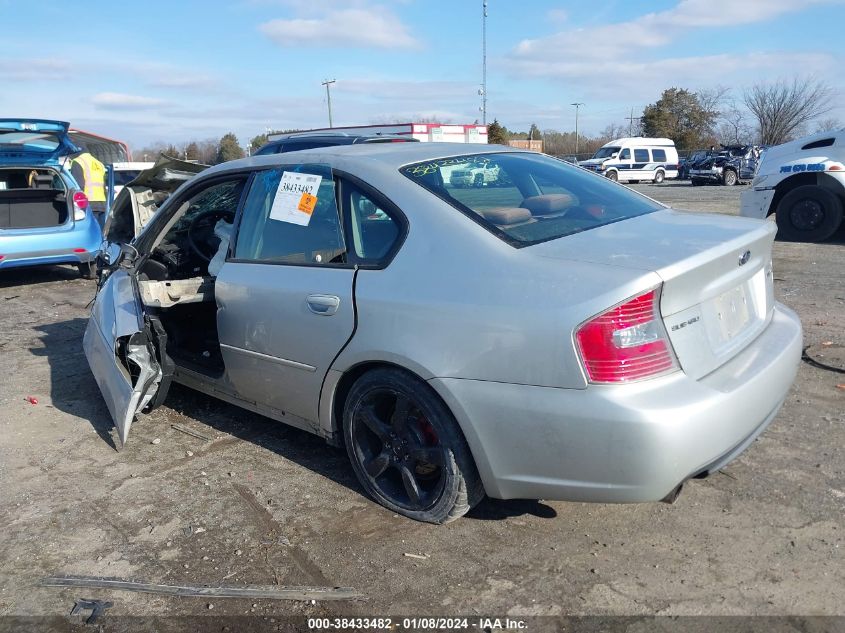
[[85, 143, 802, 523]]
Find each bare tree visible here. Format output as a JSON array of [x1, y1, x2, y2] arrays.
[[743, 77, 833, 145], [718, 100, 755, 145], [814, 117, 843, 133], [598, 122, 627, 142]]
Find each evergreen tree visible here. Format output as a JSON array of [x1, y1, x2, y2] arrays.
[[216, 133, 245, 164]]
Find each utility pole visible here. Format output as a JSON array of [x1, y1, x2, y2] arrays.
[[571, 102, 584, 155], [481, 0, 488, 125], [625, 107, 641, 137], [322, 79, 336, 128]]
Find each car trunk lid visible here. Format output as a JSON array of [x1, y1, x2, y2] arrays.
[[531, 209, 776, 380], [0, 119, 78, 165]]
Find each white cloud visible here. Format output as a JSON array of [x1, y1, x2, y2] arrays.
[[0, 58, 73, 81], [512, 0, 845, 59], [507, 51, 839, 102], [91, 92, 167, 110], [259, 7, 419, 49]]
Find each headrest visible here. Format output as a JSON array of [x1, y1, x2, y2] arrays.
[[520, 194, 574, 216], [33, 174, 54, 189], [480, 207, 532, 226]]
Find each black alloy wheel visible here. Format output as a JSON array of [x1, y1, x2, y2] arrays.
[[343, 368, 483, 523]]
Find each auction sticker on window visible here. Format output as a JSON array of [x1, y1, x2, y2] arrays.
[[269, 171, 322, 226]]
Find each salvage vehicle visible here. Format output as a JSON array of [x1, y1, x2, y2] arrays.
[[741, 130, 845, 242], [85, 143, 802, 523], [579, 138, 679, 183], [678, 149, 715, 180], [689, 145, 759, 186], [0, 119, 103, 277]]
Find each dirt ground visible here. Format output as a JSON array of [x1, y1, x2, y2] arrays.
[[0, 181, 843, 631]]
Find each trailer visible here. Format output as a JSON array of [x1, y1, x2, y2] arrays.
[[268, 123, 488, 144]]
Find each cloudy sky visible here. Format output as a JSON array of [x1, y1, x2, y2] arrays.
[[2, 0, 843, 151]]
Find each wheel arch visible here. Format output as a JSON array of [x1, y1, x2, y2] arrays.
[[320, 359, 493, 495], [769, 172, 845, 216]]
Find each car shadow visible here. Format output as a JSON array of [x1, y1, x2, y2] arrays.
[[31, 320, 559, 522], [468, 498, 558, 520], [31, 318, 117, 449], [0, 264, 82, 288]]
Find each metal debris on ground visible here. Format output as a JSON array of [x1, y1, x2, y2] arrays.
[[42, 576, 361, 601], [803, 343, 845, 374], [171, 423, 214, 442], [403, 553, 430, 560], [70, 598, 113, 624]]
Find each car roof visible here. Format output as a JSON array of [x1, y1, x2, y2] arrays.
[[215, 142, 522, 175]]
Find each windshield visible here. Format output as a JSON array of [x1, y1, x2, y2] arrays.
[[401, 152, 662, 247], [0, 130, 62, 153], [592, 147, 620, 159], [113, 170, 142, 186]]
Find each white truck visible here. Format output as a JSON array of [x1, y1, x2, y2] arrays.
[[448, 160, 500, 188], [741, 130, 845, 242]]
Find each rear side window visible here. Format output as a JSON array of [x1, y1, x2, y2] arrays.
[[652, 149, 667, 162], [341, 181, 401, 263], [235, 165, 346, 265], [401, 152, 662, 247], [634, 149, 650, 163]]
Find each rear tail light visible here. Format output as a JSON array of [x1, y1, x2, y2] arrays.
[[72, 191, 88, 221], [575, 287, 678, 384]]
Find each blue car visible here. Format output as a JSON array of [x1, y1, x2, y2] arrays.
[[0, 119, 103, 278]]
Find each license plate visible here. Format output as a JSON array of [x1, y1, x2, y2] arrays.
[[714, 283, 751, 341]]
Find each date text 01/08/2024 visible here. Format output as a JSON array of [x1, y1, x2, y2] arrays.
[[307, 617, 528, 630]]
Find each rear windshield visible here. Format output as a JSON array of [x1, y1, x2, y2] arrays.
[[0, 130, 61, 153], [400, 152, 662, 247]]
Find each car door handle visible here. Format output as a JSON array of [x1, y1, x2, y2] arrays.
[[306, 294, 340, 316]]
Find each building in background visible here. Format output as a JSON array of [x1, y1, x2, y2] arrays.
[[268, 123, 488, 144], [507, 139, 544, 152]]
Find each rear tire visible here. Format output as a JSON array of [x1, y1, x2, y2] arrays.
[[723, 169, 738, 186], [343, 368, 484, 524], [77, 262, 95, 279], [775, 185, 843, 242], [691, 178, 703, 186], [653, 170, 665, 184]]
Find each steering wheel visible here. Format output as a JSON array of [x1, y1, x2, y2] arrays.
[[187, 208, 235, 262]]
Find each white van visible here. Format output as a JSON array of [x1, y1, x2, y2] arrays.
[[580, 138, 678, 183]]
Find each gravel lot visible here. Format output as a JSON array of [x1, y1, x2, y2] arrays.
[[1, 180, 843, 630]]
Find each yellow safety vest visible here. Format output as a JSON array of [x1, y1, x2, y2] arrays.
[[73, 153, 106, 202]]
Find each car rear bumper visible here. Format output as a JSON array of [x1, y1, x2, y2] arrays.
[[0, 215, 101, 269], [430, 302, 802, 503], [740, 188, 776, 219]]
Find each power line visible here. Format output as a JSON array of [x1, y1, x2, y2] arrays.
[[625, 107, 642, 136]]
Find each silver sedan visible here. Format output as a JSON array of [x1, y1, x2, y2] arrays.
[[85, 143, 802, 523]]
